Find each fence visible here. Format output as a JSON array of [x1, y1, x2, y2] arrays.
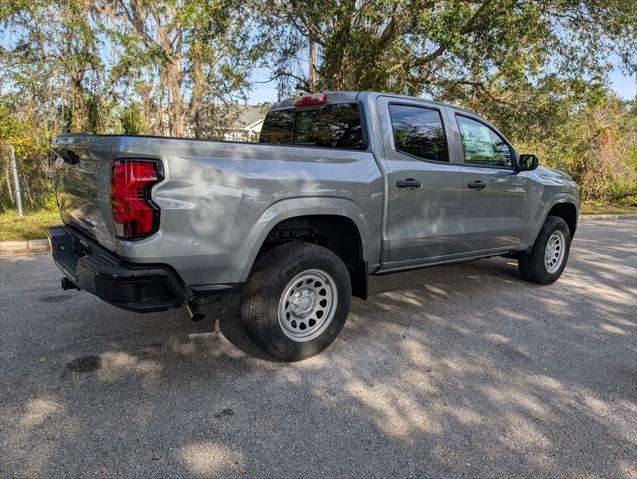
[[0, 145, 57, 215]]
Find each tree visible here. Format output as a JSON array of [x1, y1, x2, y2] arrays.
[[0, 0, 110, 133], [98, 0, 265, 137], [519, 94, 637, 204], [1, 0, 635, 211], [264, 1, 636, 99], [0, 0, 112, 210]]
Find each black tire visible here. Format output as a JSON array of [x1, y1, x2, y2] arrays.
[[518, 216, 571, 284], [240, 242, 351, 361]]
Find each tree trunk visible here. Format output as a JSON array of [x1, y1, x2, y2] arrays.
[[309, 38, 317, 93], [166, 59, 185, 137], [70, 75, 86, 132], [190, 41, 205, 138]]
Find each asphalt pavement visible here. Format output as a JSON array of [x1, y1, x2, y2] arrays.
[[1, 219, 635, 478]]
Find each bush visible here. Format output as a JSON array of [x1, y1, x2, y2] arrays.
[[519, 98, 637, 204], [44, 192, 58, 212]]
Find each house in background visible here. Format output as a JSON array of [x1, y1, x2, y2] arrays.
[[221, 105, 267, 142]]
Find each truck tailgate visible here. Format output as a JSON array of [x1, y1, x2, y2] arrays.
[[52, 135, 117, 250]]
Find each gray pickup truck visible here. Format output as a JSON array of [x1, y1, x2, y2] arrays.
[[49, 91, 579, 361]]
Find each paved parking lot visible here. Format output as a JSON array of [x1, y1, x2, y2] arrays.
[[1, 219, 635, 478]]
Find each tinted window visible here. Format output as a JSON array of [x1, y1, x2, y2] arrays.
[[389, 104, 448, 162], [259, 103, 364, 149], [456, 116, 512, 167]]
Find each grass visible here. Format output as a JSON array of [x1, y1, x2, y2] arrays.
[[0, 209, 61, 241], [580, 203, 637, 216], [0, 201, 635, 242]]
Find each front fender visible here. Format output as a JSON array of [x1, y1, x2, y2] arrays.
[[524, 192, 580, 247]]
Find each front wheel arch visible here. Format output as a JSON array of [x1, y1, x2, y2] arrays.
[[547, 202, 578, 238]]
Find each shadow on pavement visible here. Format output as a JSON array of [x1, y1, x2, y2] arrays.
[[0, 220, 635, 478]]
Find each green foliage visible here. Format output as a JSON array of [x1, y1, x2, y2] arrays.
[[0, 0, 636, 209], [266, 0, 636, 98], [120, 104, 146, 135], [98, 0, 264, 137], [43, 192, 58, 212], [517, 95, 637, 204], [0, 209, 60, 241]]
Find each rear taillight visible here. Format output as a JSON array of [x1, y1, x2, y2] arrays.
[[293, 92, 328, 107], [112, 159, 162, 240]]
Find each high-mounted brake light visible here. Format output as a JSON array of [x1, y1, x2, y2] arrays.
[[112, 160, 162, 240], [293, 92, 328, 107]]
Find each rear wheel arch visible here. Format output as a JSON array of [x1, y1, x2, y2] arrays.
[[253, 214, 368, 299]]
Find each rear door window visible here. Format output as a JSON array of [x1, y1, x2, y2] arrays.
[[389, 104, 448, 162], [259, 103, 364, 149]]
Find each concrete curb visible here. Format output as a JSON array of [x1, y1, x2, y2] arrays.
[[0, 214, 635, 256], [0, 239, 50, 256], [579, 214, 637, 220]]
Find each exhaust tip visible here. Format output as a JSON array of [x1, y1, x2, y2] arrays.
[[186, 301, 205, 322], [61, 277, 80, 291]]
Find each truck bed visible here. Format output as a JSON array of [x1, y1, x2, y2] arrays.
[[52, 134, 384, 287]]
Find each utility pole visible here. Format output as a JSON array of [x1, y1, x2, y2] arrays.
[[9, 144, 24, 217], [309, 38, 317, 93]]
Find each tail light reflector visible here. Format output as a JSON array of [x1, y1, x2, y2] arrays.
[[293, 92, 328, 107], [112, 160, 162, 240]]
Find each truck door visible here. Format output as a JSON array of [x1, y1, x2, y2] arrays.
[[448, 113, 532, 251], [376, 96, 465, 264]]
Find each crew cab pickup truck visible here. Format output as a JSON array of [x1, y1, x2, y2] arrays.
[[49, 91, 579, 361]]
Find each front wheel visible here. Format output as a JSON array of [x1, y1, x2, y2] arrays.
[[240, 242, 351, 361], [518, 216, 571, 284]]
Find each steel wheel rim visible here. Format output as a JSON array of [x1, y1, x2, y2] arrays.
[[277, 269, 338, 342], [544, 230, 565, 274]]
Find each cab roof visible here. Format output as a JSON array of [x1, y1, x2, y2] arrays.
[[269, 91, 477, 117]]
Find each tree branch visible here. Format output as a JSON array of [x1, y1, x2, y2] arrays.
[[411, 0, 495, 68], [259, 71, 310, 92], [117, 0, 158, 50], [378, 16, 400, 49], [289, 3, 326, 46]]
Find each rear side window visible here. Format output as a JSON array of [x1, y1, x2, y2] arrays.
[[456, 115, 512, 167], [389, 104, 448, 162], [259, 103, 364, 149], [259, 109, 294, 144]]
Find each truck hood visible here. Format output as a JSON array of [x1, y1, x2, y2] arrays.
[[535, 165, 575, 184]]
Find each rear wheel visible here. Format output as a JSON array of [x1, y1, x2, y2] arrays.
[[518, 216, 571, 284], [240, 242, 351, 361]]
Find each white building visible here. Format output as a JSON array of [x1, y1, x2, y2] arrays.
[[221, 106, 266, 142]]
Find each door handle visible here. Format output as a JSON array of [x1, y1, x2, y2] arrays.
[[467, 180, 486, 190], [397, 178, 422, 188]]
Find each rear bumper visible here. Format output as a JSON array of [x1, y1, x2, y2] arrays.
[[48, 225, 187, 313]]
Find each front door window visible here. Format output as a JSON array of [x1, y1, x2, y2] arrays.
[[456, 116, 512, 168]]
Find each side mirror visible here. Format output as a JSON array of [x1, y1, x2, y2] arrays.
[[518, 154, 539, 171]]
